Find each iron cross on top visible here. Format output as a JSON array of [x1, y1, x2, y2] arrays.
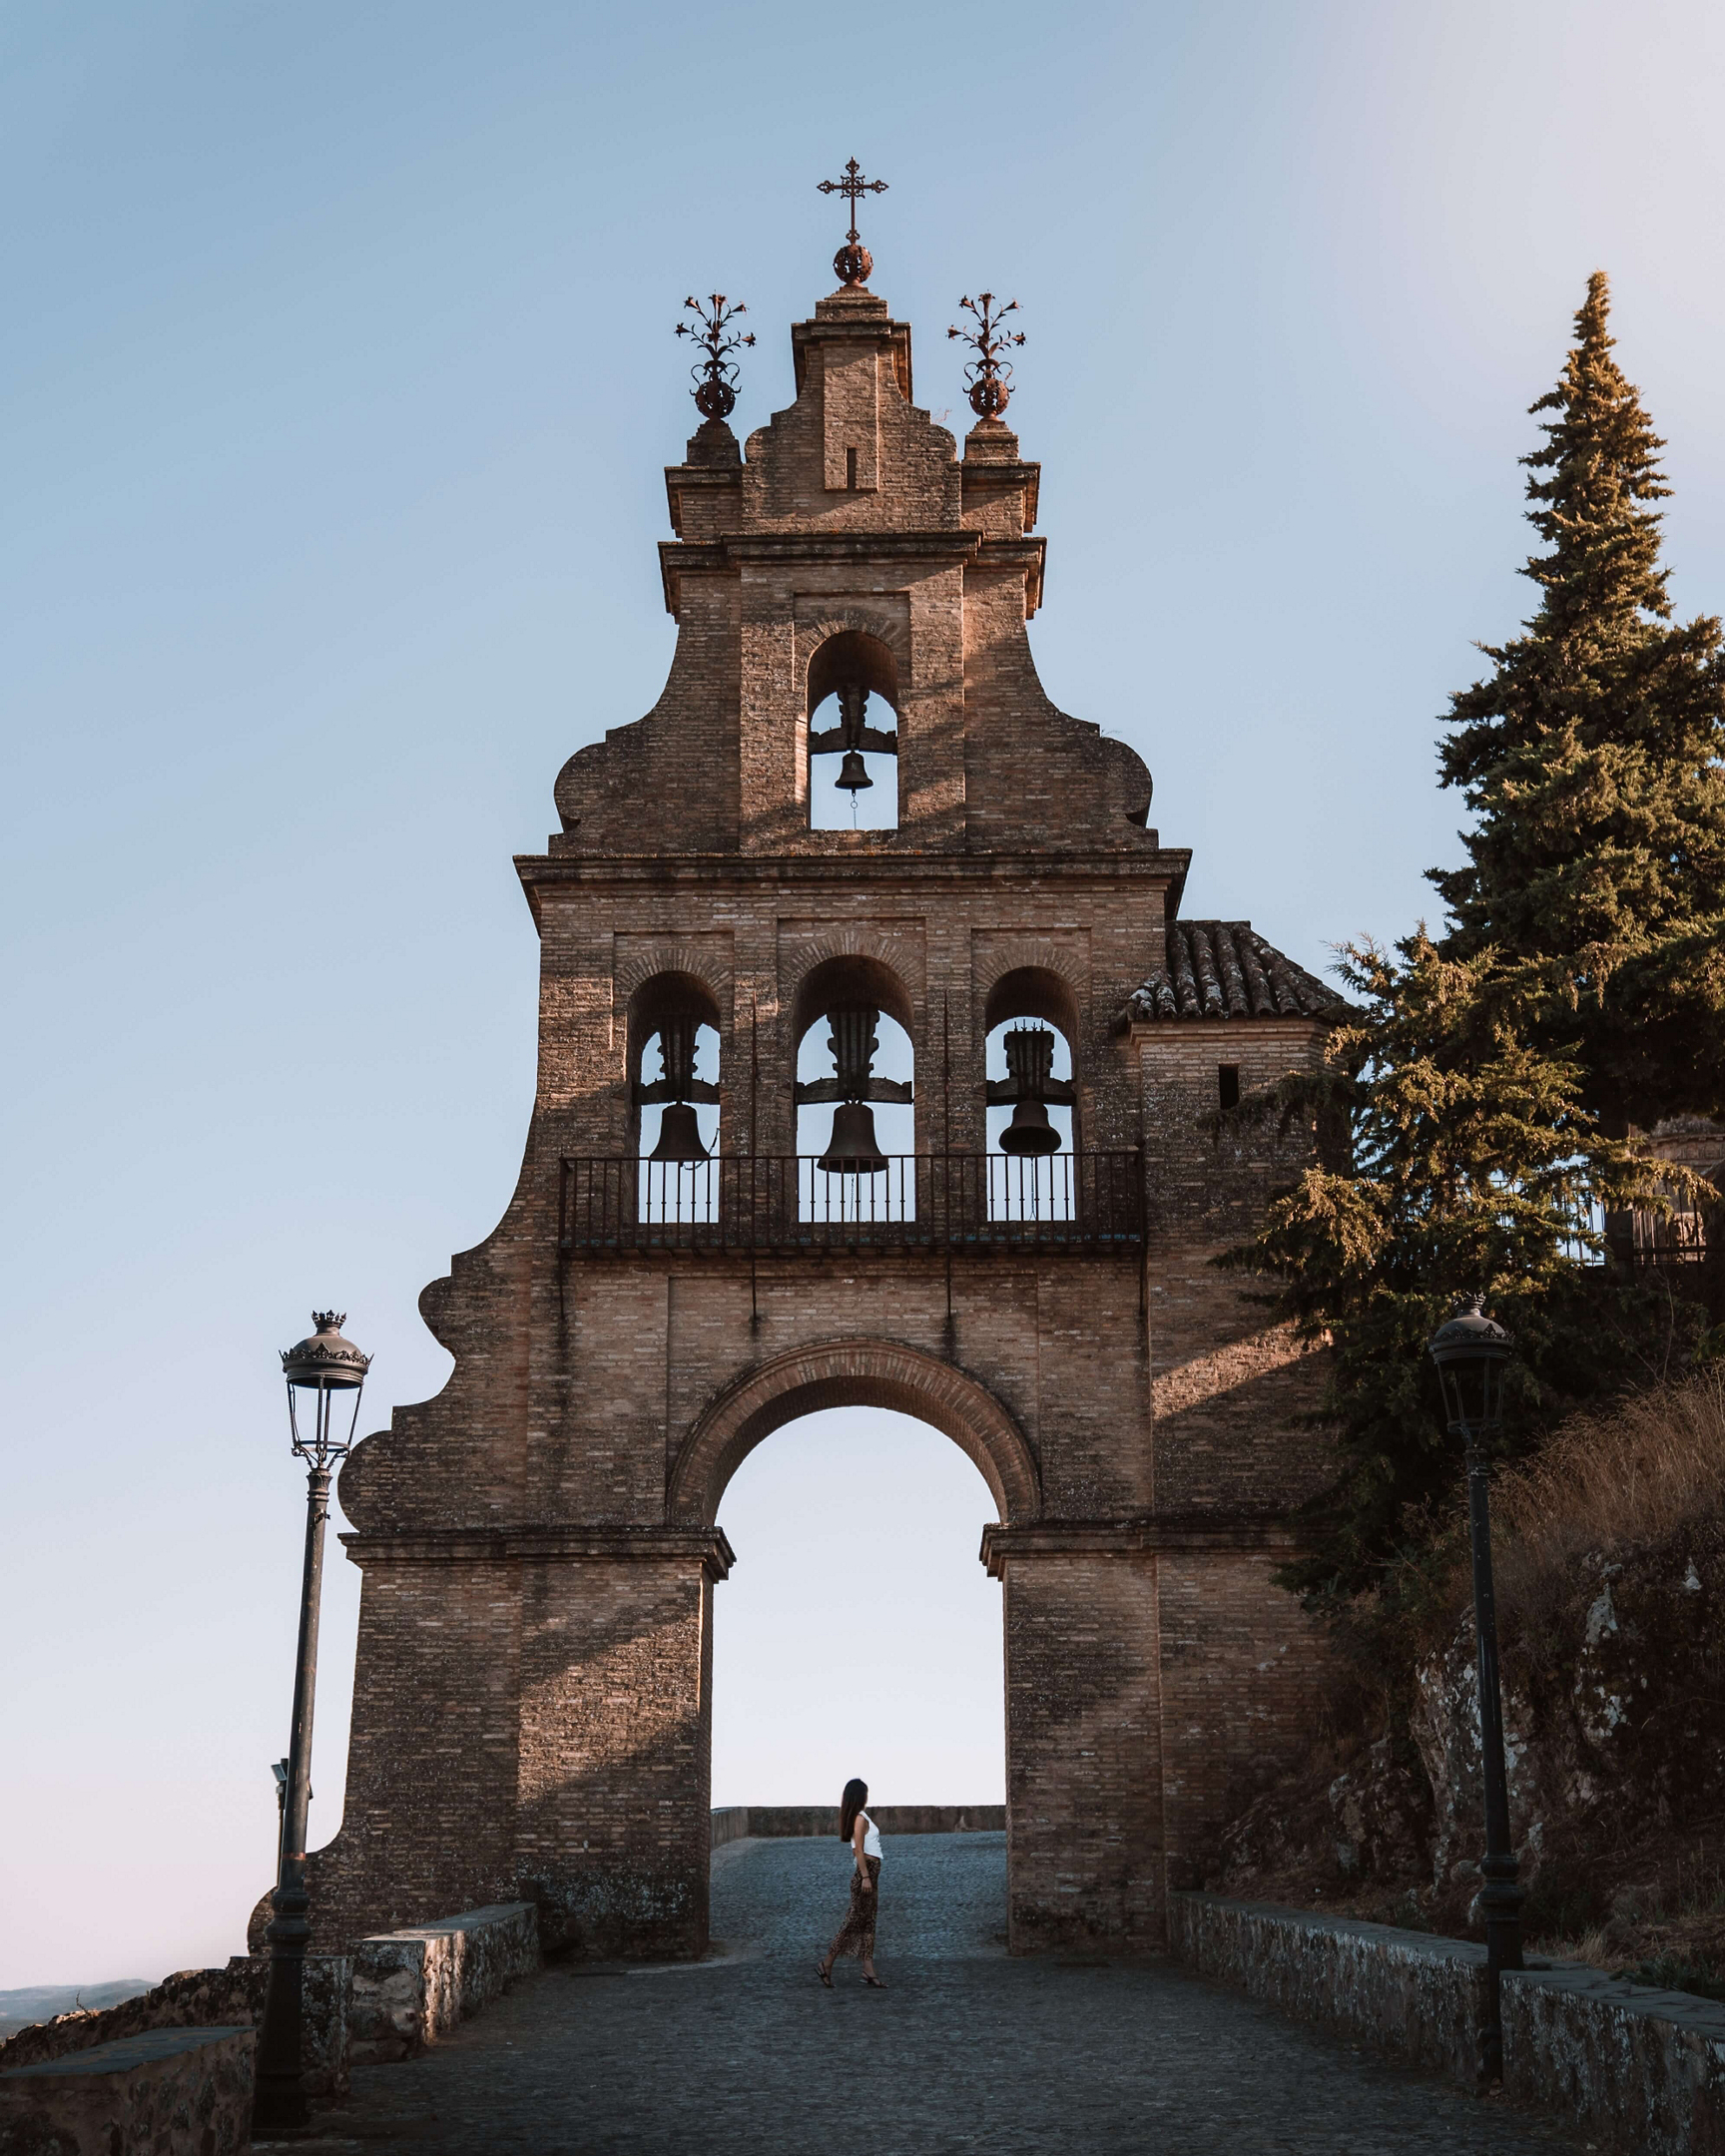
[[818, 158, 887, 244], [818, 159, 888, 290]]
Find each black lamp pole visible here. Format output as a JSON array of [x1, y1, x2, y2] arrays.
[[252, 1312, 370, 2137], [1428, 1294, 1523, 2082]]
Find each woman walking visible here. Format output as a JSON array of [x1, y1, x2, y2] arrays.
[[816, 1777, 885, 1988]]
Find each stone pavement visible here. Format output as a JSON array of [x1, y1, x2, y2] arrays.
[[286, 1834, 1582, 2154]]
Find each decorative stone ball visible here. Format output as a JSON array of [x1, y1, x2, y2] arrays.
[[833, 242, 873, 289]]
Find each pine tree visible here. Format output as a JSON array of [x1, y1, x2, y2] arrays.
[[1432, 271, 1725, 1127], [1226, 931, 1689, 1598]]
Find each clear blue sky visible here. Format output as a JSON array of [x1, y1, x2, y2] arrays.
[[5, 0, 1724, 1988]]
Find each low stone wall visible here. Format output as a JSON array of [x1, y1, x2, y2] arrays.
[[1171, 1892, 1725, 2152], [1502, 1962, 1725, 2156], [0, 1954, 351, 2097], [1167, 1894, 1490, 2090], [711, 1805, 1004, 1844], [0, 2024, 254, 2156], [348, 1901, 540, 2065]]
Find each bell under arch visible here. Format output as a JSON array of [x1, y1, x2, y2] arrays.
[[790, 952, 915, 1168], [983, 965, 1078, 1161], [668, 1339, 1041, 1527], [629, 970, 721, 1166], [807, 629, 900, 831]]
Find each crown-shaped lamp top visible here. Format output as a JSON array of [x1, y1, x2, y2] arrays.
[[282, 1310, 371, 1390]]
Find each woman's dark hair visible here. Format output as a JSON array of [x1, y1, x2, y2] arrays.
[[839, 1778, 868, 1842]]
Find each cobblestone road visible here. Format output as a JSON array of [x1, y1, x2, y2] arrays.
[[288, 1834, 1581, 2154]]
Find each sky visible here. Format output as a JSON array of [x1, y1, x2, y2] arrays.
[[5, 0, 1725, 1989]]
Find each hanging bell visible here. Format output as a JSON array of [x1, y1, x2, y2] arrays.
[[999, 1098, 1061, 1157], [819, 1100, 887, 1175], [649, 1101, 709, 1163], [835, 749, 872, 792]]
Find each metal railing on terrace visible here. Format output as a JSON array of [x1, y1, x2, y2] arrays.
[[1557, 1198, 1715, 1270], [1620, 1209, 1715, 1266], [556, 1152, 1144, 1256]]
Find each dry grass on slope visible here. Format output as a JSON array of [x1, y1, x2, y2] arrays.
[[1490, 1365, 1725, 1630]]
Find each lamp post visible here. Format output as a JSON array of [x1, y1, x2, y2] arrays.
[[1428, 1294, 1523, 2081], [252, 1312, 370, 2136]]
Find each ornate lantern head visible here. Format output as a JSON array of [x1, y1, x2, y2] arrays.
[[281, 1312, 371, 1467], [1427, 1295, 1515, 1437]]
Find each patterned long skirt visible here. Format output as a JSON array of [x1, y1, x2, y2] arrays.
[[829, 1857, 881, 1959]]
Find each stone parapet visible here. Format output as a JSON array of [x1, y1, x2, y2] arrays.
[[1501, 1962, 1725, 2155], [1171, 1893, 1725, 2152], [711, 1805, 1003, 1844], [347, 1901, 540, 2065], [1166, 1894, 1490, 2089], [0, 2025, 253, 2156], [0, 1955, 350, 2098]]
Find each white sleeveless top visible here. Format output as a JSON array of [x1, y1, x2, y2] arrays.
[[860, 1811, 882, 1861]]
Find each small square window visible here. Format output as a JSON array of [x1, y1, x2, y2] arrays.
[[1218, 1065, 1241, 1111]]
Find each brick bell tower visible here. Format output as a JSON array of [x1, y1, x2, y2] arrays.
[[309, 179, 1350, 1959]]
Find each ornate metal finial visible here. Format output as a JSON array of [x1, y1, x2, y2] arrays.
[[675, 294, 755, 421], [947, 293, 1025, 420], [311, 1310, 346, 1334], [818, 158, 888, 288]]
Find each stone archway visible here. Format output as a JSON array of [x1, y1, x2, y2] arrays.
[[670, 1339, 1042, 1527], [676, 1341, 1035, 1953]]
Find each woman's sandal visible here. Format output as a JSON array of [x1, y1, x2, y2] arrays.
[[863, 1974, 887, 1988], [816, 1961, 833, 1987]]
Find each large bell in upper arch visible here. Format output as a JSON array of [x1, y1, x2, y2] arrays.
[[649, 1101, 710, 1163], [999, 1098, 1061, 1157], [819, 1100, 887, 1176], [835, 749, 872, 793]]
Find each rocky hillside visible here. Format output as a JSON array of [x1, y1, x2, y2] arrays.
[[1214, 1369, 1725, 1997]]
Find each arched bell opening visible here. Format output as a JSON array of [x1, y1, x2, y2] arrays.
[[982, 969, 1079, 1222], [790, 954, 915, 1217], [628, 972, 722, 1223], [806, 630, 900, 832]]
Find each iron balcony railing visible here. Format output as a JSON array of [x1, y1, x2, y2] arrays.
[[1620, 1208, 1715, 1266], [1557, 1198, 1715, 1270], [557, 1152, 1144, 1256]]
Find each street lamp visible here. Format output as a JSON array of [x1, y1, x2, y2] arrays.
[[1428, 1293, 1522, 2082], [252, 1311, 370, 2136]]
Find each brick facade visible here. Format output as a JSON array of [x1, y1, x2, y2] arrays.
[[307, 263, 1349, 1958]]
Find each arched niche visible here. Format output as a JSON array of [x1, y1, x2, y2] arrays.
[[790, 953, 915, 1166], [807, 630, 900, 832], [628, 970, 722, 1163], [807, 629, 899, 716], [983, 965, 1079, 1041]]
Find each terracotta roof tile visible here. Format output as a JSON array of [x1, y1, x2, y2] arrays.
[[1118, 920, 1347, 1025]]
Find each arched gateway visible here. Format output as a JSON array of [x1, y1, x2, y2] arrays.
[[308, 232, 1353, 1960]]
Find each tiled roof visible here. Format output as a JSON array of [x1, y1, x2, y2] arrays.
[[1118, 920, 1348, 1024]]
